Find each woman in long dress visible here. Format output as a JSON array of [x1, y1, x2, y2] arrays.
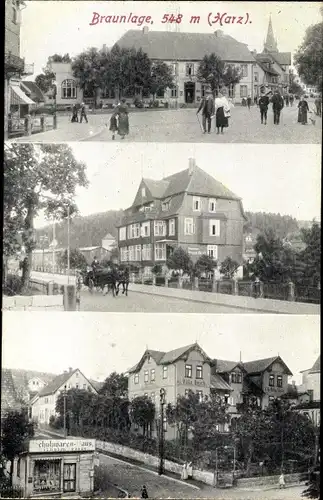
[[214, 92, 231, 134], [112, 98, 129, 139], [298, 96, 309, 125]]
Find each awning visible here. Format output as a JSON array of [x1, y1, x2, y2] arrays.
[[10, 85, 35, 106]]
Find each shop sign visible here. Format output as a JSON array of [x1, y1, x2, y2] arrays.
[[178, 378, 206, 387], [188, 247, 202, 256], [29, 439, 96, 453], [264, 387, 284, 393]]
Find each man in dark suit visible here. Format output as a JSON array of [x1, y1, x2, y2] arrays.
[[196, 89, 215, 134], [271, 90, 284, 125], [258, 91, 270, 125]]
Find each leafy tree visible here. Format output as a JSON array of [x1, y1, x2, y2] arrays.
[[197, 54, 242, 95], [150, 61, 174, 99], [151, 264, 163, 275], [166, 247, 193, 275], [194, 254, 217, 277], [130, 396, 155, 437], [1, 410, 35, 485], [3, 144, 88, 292], [72, 47, 106, 108], [244, 212, 299, 239], [294, 22, 323, 93], [99, 372, 128, 399], [288, 69, 305, 95], [302, 465, 320, 499], [57, 248, 87, 270], [296, 221, 321, 286], [220, 257, 240, 279]]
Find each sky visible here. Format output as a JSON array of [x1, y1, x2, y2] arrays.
[[2, 313, 320, 384], [20, 1, 322, 78], [34, 143, 321, 228]]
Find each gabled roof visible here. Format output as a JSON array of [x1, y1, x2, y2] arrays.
[[22, 81, 46, 101], [102, 233, 115, 240], [243, 356, 293, 376], [309, 355, 320, 374], [211, 359, 243, 373], [256, 59, 280, 76], [115, 29, 256, 62], [211, 374, 233, 392], [144, 179, 170, 199], [271, 52, 291, 66], [37, 369, 98, 397]]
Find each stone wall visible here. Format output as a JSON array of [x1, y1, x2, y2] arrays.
[[3, 294, 64, 311], [236, 472, 302, 487]]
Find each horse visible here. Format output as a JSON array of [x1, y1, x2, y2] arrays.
[[115, 268, 130, 297], [92, 267, 118, 297]]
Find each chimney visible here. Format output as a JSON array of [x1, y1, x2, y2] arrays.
[[188, 158, 196, 175], [214, 30, 223, 37], [69, 367, 73, 373], [143, 26, 149, 34]]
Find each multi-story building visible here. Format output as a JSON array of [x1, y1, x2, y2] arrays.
[[117, 159, 246, 276], [127, 343, 293, 439], [30, 368, 98, 425], [295, 355, 321, 426], [5, 0, 34, 138]]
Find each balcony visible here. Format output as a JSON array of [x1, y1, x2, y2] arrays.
[[5, 52, 34, 76]]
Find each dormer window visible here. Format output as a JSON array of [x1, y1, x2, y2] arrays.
[[193, 197, 200, 211], [142, 187, 146, 197]]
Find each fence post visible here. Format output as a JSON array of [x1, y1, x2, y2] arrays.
[[178, 275, 183, 289], [249, 282, 254, 297], [63, 284, 76, 311], [288, 281, 295, 301], [152, 275, 156, 286], [212, 279, 219, 293], [165, 276, 169, 288], [47, 282, 53, 295], [232, 279, 239, 295], [40, 114, 46, 132], [24, 114, 32, 136], [194, 276, 199, 290]]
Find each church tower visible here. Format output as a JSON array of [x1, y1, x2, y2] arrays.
[[264, 16, 278, 53]]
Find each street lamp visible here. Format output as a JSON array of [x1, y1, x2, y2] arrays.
[[159, 388, 166, 476], [63, 384, 67, 438], [66, 204, 71, 284]]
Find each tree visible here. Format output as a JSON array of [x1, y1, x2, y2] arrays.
[[197, 54, 242, 95], [150, 61, 174, 99], [294, 21, 323, 93], [3, 144, 88, 292], [151, 264, 162, 275], [1, 410, 35, 485], [302, 466, 320, 499], [194, 254, 217, 277], [220, 257, 240, 279], [72, 47, 106, 108], [35, 53, 72, 94], [57, 248, 87, 270], [296, 221, 321, 286], [288, 69, 304, 95], [130, 396, 155, 437], [99, 372, 128, 399], [166, 247, 193, 275]]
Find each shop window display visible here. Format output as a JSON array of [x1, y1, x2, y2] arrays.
[[33, 460, 61, 492]]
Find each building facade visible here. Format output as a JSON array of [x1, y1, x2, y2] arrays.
[[128, 343, 293, 440], [31, 368, 98, 425], [117, 159, 246, 276]]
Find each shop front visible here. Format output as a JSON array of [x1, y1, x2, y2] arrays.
[[13, 439, 96, 498]]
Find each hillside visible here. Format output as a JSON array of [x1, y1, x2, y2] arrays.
[[34, 210, 311, 248]]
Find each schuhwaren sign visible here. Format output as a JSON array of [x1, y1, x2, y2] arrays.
[[29, 439, 96, 453]]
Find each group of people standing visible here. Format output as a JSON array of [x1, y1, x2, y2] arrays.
[[196, 89, 232, 135], [71, 103, 88, 123], [109, 99, 130, 140]]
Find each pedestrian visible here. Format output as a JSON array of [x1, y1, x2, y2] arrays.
[[80, 102, 88, 123], [258, 91, 270, 125], [279, 473, 286, 489], [71, 104, 78, 123], [247, 95, 252, 109], [314, 96, 322, 117], [289, 94, 294, 106], [141, 485, 148, 498], [284, 94, 289, 107], [109, 114, 118, 140], [187, 462, 193, 479], [196, 88, 215, 134], [181, 462, 188, 480], [112, 99, 129, 139], [214, 91, 231, 134], [254, 277, 261, 299], [298, 96, 310, 125], [271, 90, 284, 125]]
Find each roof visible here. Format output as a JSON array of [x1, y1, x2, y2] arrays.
[[256, 59, 280, 76], [143, 179, 170, 199], [102, 233, 115, 240], [22, 81, 46, 101], [309, 355, 320, 374], [1, 369, 23, 416], [37, 368, 98, 397], [211, 374, 233, 392], [271, 52, 291, 66], [212, 359, 242, 373], [115, 29, 256, 62], [243, 356, 293, 376]]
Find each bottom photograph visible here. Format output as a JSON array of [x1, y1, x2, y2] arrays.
[[1, 313, 320, 500]]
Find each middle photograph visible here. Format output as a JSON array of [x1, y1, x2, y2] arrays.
[[4, 142, 320, 314]]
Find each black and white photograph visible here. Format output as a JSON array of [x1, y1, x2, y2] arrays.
[[1, 313, 320, 499], [4, 1, 322, 143]]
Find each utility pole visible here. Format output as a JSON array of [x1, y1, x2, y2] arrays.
[[63, 385, 67, 438], [159, 388, 166, 475], [67, 204, 70, 284]]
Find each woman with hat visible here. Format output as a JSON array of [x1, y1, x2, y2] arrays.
[[112, 98, 130, 139], [214, 90, 231, 134]]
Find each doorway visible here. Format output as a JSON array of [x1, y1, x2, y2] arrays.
[[184, 82, 195, 104]]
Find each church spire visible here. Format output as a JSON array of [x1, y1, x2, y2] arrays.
[[264, 15, 278, 53]]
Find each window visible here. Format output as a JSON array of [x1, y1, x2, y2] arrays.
[[209, 219, 220, 236], [254, 72, 259, 82], [162, 201, 170, 212], [228, 84, 235, 98], [129, 224, 140, 239], [150, 369, 155, 382], [196, 366, 203, 379], [184, 218, 195, 235], [144, 370, 149, 383], [231, 372, 242, 384], [134, 374, 139, 384], [185, 364, 192, 378], [44, 397, 49, 404], [170, 86, 178, 98], [169, 219, 175, 236], [141, 222, 150, 237], [61, 80, 77, 99], [141, 187, 146, 197], [17, 458, 20, 478], [76, 384, 79, 389], [154, 221, 166, 236], [142, 244, 152, 261], [147, 355, 151, 364], [193, 197, 201, 211], [240, 85, 248, 98], [170, 63, 178, 76], [63, 463, 76, 493], [186, 63, 194, 76], [241, 64, 248, 77], [197, 390, 203, 402], [119, 227, 126, 241], [151, 392, 155, 403], [155, 243, 166, 261], [163, 366, 168, 379], [128, 246, 135, 261], [34, 460, 60, 493], [135, 245, 141, 261], [207, 245, 218, 260], [120, 247, 128, 262], [269, 374, 275, 387], [277, 375, 283, 388], [209, 199, 217, 212]]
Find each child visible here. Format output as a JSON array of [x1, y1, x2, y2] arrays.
[[109, 115, 118, 140]]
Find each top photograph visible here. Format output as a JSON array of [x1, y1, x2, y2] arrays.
[[5, 1, 322, 143]]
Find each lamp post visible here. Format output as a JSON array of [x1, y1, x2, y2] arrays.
[[63, 384, 67, 438], [67, 204, 70, 284], [159, 388, 166, 476]]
